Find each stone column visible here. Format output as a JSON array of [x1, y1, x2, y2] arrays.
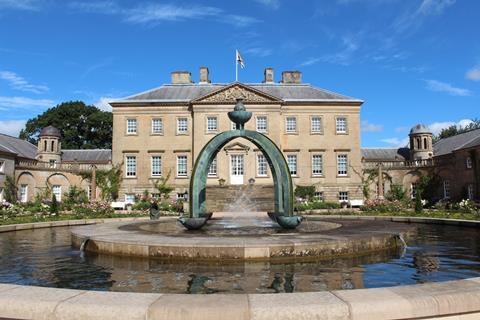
[[91, 165, 97, 201], [377, 164, 384, 200]]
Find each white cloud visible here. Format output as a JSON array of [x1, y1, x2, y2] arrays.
[[300, 57, 321, 67], [381, 137, 409, 148], [243, 47, 272, 58], [319, 35, 360, 66], [418, 0, 456, 15], [0, 120, 27, 137], [0, 0, 39, 10], [424, 79, 471, 96], [70, 2, 259, 27], [394, 0, 456, 34], [94, 97, 113, 111], [466, 67, 480, 81], [0, 96, 54, 110], [0, 70, 49, 94], [253, 0, 280, 9], [395, 126, 409, 133], [361, 120, 383, 133]]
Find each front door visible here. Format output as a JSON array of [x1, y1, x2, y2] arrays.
[[230, 154, 244, 185]]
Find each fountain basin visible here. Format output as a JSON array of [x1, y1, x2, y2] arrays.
[[71, 214, 414, 261]]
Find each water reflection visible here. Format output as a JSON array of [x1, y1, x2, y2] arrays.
[[0, 225, 480, 294]]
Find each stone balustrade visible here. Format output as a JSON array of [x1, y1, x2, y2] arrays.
[[15, 160, 112, 172]]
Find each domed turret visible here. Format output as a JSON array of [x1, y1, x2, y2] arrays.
[[409, 124, 433, 160], [36, 126, 62, 165]]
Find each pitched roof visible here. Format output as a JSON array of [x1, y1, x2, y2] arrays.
[[433, 128, 480, 156], [113, 83, 362, 103], [0, 133, 37, 159], [361, 148, 410, 161], [62, 149, 112, 163]]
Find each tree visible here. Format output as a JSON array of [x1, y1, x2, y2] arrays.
[[19, 101, 112, 149], [434, 118, 480, 142], [153, 171, 174, 200], [79, 164, 123, 201], [4, 176, 17, 203]]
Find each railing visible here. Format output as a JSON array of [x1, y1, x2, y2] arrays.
[[16, 160, 112, 172], [363, 158, 439, 169]]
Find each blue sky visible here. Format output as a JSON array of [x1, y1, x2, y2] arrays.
[[0, 0, 479, 147]]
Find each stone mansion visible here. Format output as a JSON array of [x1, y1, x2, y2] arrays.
[[0, 67, 478, 205]]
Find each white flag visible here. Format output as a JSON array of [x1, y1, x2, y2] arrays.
[[236, 50, 245, 69]]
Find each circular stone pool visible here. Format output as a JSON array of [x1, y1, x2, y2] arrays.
[[1, 217, 480, 294]]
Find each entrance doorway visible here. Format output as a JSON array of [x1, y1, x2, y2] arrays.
[[230, 154, 244, 185]]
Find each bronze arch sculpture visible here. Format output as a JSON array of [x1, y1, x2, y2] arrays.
[[178, 99, 303, 230]]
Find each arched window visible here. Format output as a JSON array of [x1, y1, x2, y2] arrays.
[[51, 141, 55, 152], [423, 138, 427, 150], [44, 140, 47, 152], [416, 138, 421, 149]]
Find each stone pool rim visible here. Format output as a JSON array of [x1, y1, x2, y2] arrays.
[[1, 216, 480, 320]]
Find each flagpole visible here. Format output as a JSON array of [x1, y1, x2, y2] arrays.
[[235, 53, 238, 82]]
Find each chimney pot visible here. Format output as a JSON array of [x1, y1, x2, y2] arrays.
[[199, 67, 210, 84], [171, 71, 193, 84], [281, 71, 302, 84], [263, 67, 274, 83]]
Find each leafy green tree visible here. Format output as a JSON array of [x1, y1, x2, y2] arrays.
[[434, 118, 480, 142], [50, 193, 58, 214], [386, 184, 407, 201], [294, 185, 316, 200], [153, 171, 174, 200], [19, 101, 112, 149], [79, 164, 123, 201], [4, 176, 17, 203]]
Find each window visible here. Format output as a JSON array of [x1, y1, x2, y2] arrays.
[[44, 140, 47, 152], [125, 194, 135, 204], [411, 183, 417, 199], [443, 180, 450, 199], [51, 141, 55, 152], [257, 154, 268, 176], [256, 116, 268, 133], [285, 117, 297, 133], [208, 157, 217, 176], [312, 155, 323, 176], [49, 159, 57, 168], [287, 155, 297, 176], [20, 184, 28, 203], [314, 191, 324, 201], [125, 156, 136, 177], [52, 185, 61, 202], [126, 119, 137, 134], [337, 154, 348, 176], [177, 118, 188, 134], [0, 160, 4, 173], [151, 156, 162, 177], [152, 119, 163, 134], [177, 155, 188, 177], [466, 157, 473, 169], [207, 116, 218, 132], [311, 117, 322, 133], [336, 117, 347, 134], [467, 184, 474, 200], [339, 191, 349, 202], [423, 138, 428, 150]]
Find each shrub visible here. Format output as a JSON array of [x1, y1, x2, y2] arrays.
[[386, 185, 407, 201], [295, 200, 340, 211], [132, 201, 151, 211], [62, 186, 88, 210], [50, 194, 58, 215], [294, 186, 316, 201], [72, 201, 114, 218], [361, 199, 405, 213]]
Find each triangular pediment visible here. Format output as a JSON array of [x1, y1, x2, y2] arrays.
[[192, 82, 282, 104], [224, 142, 250, 154]]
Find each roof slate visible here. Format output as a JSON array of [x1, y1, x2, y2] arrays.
[[361, 148, 410, 161], [117, 83, 360, 103], [62, 149, 112, 163], [433, 128, 480, 156], [0, 134, 37, 159]]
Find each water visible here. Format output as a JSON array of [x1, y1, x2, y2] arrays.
[[0, 224, 480, 293]]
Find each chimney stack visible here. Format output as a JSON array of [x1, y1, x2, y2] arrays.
[[171, 71, 193, 84], [263, 67, 274, 83], [281, 71, 302, 84], [199, 67, 210, 84]]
